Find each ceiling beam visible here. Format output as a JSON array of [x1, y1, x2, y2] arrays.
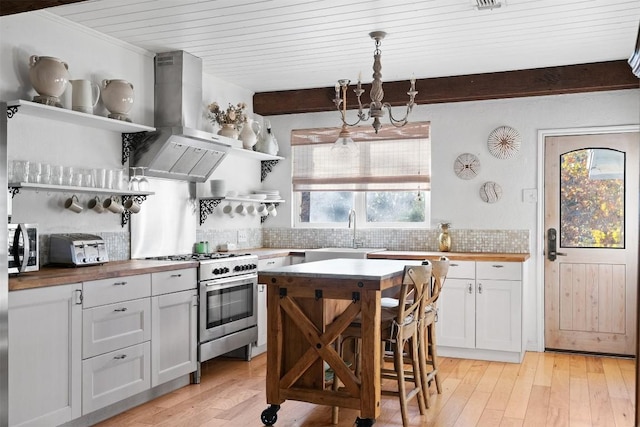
[[0, 1, 86, 16], [254, 60, 639, 116]]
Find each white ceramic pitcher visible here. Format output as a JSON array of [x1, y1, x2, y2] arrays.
[[70, 79, 100, 114], [239, 119, 261, 150]]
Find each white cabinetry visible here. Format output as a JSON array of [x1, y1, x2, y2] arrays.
[[82, 275, 152, 414], [254, 257, 291, 356], [8, 283, 82, 427], [151, 268, 198, 386], [436, 260, 526, 363]]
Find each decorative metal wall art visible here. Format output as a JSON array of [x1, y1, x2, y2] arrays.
[[487, 126, 521, 159]]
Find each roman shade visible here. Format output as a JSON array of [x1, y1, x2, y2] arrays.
[[291, 122, 431, 192]]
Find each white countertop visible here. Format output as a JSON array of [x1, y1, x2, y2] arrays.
[[258, 258, 422, 281]]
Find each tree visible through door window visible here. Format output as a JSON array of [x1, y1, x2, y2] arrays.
[[560, 148, 625, 248]]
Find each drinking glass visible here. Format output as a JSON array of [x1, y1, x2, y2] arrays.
[[129, 167, 140, 191], [40, 163, 52, 185], [138, 167, 149, 191], [28, 162, 42, 183], [63, 166, 74, 186], [51, 165, 64, 185], [13, 160, 29, 182]]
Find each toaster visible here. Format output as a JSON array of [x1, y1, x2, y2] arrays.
[[49, 233, 109, 266]]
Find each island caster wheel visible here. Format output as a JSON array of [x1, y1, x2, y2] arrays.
[[355, 417, 375, 427], [261, 404, 280, 426]]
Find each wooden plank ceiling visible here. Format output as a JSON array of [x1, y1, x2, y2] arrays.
[[6, 0, 639, 114]]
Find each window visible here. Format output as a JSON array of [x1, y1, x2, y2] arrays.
[[292, 122, 430, 227]]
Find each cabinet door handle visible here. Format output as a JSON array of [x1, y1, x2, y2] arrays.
[[491, 264, 504, 268], [113, 281, 127, 286], [478, 283, 483, 294], [113, 354, 127, 360], [170, 274, 182, 278], [451, 263, 459, 267], [114, 307, 128, 312], [468, 283, 473, 294]]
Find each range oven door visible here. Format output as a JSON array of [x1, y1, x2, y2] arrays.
[[199, 273, 257, 343]]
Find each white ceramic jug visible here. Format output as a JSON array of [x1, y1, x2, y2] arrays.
[[29, 55, 69, 105], [101, 79, 134, 120], [239, 119, 261, 150], [70, 79, 100, 114]]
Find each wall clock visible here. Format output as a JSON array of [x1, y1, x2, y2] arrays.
[[453, 153, 481, 180], [487, 126, 521, 159], [479, 181, 503, 203]]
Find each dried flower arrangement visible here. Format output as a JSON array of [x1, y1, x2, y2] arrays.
[[207, 102, 247, 128]]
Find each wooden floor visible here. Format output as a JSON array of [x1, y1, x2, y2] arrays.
[[95, 351, 635, 427]]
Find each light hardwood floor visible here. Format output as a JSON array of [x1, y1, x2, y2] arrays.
[[95, 351, 635, 427]]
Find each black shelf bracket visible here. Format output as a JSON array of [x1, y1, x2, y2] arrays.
[[261, 160, 280, 182], [122, 132, 148, 165], [8, 187, 20, 198], [120, 194, 148, 227], [6, 105, 19, 119], [199, 198, 223, 225]]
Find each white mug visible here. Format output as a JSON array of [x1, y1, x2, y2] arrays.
[[235, 203, 247, 216], [246, 205, 256, 215], [256, 204, 268, 217], [70, 79, 100, 114], [222, 203, 234, 217], [103, 197, 124, 213], [64, 195, 83, 213], [124, 198, 141, 213], [267, 204, 277, 217], [87, 196, 104, 213]]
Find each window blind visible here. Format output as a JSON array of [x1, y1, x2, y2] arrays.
[[291, 122, 430, 192]]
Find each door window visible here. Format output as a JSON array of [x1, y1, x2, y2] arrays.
[[560, 148, 625, 248]]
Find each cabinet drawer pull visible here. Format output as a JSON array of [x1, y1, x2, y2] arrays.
[[478, 283, 483, 294], [170, 273, 182, 278], [114, 307, 128, 312], [491, 264, 505, 268], [468, 283, 473, 294], [113, 281, 127, 286], [450, 263, 459, 267], [113, 354, 127, 360]]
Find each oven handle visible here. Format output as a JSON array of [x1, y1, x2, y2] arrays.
[[14, 223, 30, 273], [201, 274, 257, 290]]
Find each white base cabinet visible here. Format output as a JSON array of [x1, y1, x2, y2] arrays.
[[151, 288, 198, 387], [8, 283, 82, 427], [436, 260, 527, 363]]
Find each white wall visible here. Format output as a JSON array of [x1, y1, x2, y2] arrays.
[[0, 11, 259, 235], [264, 88, 640, 351]]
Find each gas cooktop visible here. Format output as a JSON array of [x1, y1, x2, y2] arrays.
[[147, 253, 252, 262]]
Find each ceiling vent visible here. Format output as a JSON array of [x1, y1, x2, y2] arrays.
[[475, 0, 503, 10]]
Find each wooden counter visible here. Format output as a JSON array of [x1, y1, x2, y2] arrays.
[[367, 251, 530, 262], [9, 259, 198, 291]]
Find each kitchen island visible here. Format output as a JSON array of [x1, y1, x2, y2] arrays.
[[257, 258, 421, 426]]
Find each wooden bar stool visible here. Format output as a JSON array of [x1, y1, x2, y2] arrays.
[[333, 263, 432, 426], [418, 256, 449, 408]]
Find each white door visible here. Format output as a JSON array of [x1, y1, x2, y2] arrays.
[[475, 279, 521, 352], [544, 130, 639, 355]]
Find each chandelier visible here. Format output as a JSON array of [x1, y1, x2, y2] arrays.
[[332, 31, 417, 150]]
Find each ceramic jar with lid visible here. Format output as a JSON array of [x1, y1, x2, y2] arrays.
[[101, 79, 134, 121], [28, 55, 70, 106]]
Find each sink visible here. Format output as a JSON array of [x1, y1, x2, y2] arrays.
[[304, 247, 386, 262]]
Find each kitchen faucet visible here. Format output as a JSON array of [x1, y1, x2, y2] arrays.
[[348, 209, 360, 248]]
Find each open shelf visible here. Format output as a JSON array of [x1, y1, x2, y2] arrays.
[[7, 99, 155, 133], [9, 182, 154, 197]]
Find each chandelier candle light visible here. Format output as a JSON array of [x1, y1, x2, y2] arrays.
[[333, 31, 418, 147]]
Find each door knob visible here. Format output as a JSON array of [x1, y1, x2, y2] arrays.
[[547, 228, 567, 261]]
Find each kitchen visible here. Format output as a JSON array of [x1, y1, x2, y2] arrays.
[[1, 1, 639, 426]]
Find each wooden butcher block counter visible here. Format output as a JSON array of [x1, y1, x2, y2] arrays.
[[8, 259, 199, 291], [368, 251, 530, 262]]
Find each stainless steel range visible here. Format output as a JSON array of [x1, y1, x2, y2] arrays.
[[150, 252, 258, 383]]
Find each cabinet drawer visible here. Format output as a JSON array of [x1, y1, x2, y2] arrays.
[[258, 257, 289, 271], [83, 274, 151, 308], [82, 341, 150, 415], [445, 260, 475, 279], [152, 268, 197, 296], [83, 298, 151, 358], [476, 262, 521, 280]]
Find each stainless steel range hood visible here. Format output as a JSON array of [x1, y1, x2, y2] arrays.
[[133, 51, 231, 182]]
